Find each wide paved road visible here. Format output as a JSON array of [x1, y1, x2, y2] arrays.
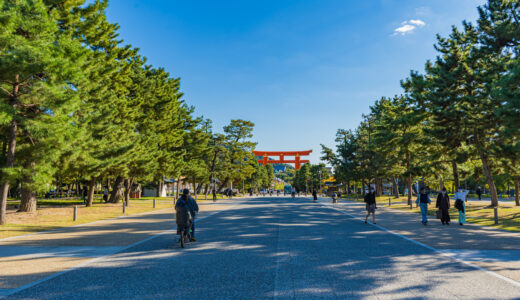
[[6, 197, 520, 299]]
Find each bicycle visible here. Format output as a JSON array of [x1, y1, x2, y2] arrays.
[[178, 220, 192, 248]]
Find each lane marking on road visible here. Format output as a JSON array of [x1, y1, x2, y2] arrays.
[[317, 199, 520, 289], [0, 200, 248, 299]]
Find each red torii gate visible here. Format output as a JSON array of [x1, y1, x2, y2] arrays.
[[253, 150, 312, 173]]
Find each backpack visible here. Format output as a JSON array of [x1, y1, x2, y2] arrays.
[[454, 199, 464, 213], [176, 201, 191, 227]]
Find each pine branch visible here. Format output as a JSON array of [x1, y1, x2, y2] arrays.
[[0, 86, 13, 97]]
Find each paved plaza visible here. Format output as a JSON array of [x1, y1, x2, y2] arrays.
[[1, 197, 520, 299]]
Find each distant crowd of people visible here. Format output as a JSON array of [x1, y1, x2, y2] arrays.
[[360, 186, 471, 226]]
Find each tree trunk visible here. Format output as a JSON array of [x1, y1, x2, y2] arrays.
[[196, 182, 203, 194], [19, 186, 37, 213], [377, 178, 383, 196], [86, 177, 96, 207], [515, 176, 519, 206], [203, 184, 209, 200], [217, 177, 229, 193], [451, 161, 460, 189], [19, 161, 37, 212], [479, 151, 498, 206], [439, 176, 444, 192], [76, 179, 80, 196], [0, 116, 18, 225], [361, 179, 366, 196], [109, 176, 124, 203], [156, 178, 164, 198], [124, 178, 133, 206], [57, 177, 62, 198], [192, 180, 197, 200], [392, 176, 400, 198]]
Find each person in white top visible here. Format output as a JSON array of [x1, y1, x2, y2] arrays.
[[454, 187, 469, 225]]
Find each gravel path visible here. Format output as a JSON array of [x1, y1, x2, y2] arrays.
[[4, 197, 520, 299]]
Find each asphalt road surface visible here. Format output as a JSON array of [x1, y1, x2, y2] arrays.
[[5, 197, 520, 299]]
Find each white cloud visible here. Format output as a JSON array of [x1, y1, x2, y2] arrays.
[[394, 24, 416, 35], [409, 19, 425, 27], [393, 19, 426, 36]]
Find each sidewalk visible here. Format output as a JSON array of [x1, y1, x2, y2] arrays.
[[318, 198, 520, 284], [0, 199, 243, 296]]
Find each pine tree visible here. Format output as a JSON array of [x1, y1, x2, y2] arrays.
[[217, 119, 256, 192], [0, 0, 87, 220]]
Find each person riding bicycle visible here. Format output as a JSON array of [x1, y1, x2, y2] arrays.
[[332, 192, 338, 203], [175, 189, 199, 241], [291, 187, 296, 198]]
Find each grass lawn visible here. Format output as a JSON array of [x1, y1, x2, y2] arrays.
[[1, 198, 207, 239], [340, 194, 520, 232]]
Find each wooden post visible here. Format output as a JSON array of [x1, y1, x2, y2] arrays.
[[73, 205, 77, 221], [153, 198, 156, 208], [123, 201, 126, 214], [494, 207, 498, 225], [388, 197, 391, 206]]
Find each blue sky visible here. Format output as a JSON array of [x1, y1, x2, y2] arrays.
[[105, 0, 486, 163]]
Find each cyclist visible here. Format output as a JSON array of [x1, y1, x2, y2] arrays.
[[291, 187, 296, 199], [332, 192, 338, 204], [175, 189, 199, 241]]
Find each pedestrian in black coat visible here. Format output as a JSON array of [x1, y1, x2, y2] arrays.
[[364, 188, 376, 224], [436, 188, 451, 225]]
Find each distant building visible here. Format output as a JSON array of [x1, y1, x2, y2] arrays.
[[325, 167, 333, 176]]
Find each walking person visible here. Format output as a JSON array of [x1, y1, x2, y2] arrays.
[[476, 186, 482, 200], [416, 187, 431, 225], [103, 186, 109, 202], [312, 189, 317, 202], [436, 188, 450, 225], [364, 188, 376, 224], [454, 187, 469, 226], [82, 186, 88, 204], [212, 188, 217, 202]]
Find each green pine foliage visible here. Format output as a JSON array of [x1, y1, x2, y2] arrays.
[[328, 0, 520, 207], [0, 0, 258, 225]]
